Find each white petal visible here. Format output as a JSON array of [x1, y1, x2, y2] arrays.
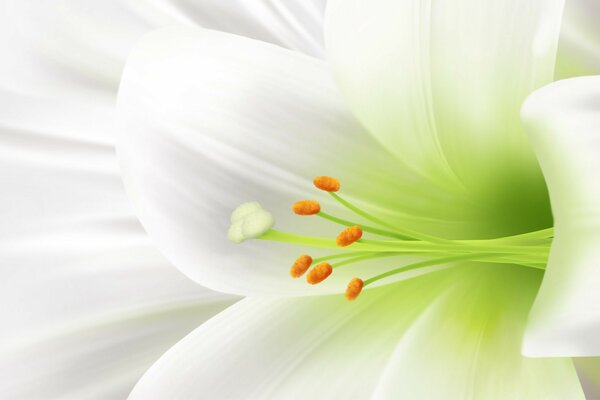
[[128, 271, 449, 400], [325, 0, 564, 233], [557, 0, 600, 78], [0, 96, 239, 397], [0, 147, 238, 399], [372, 266, 584, 399], [0, 0, 325, 102], [117, 26, 452, 296], [0, 284, 234, 400], [521, 76, 600, 356], [129, 266, 583, 399]]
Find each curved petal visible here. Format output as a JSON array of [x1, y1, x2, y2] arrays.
[[0, 271, 234, 400], [324, 0, 565, 236], [128, 270, 449, 399], [557, 0, 600, 78], [521, 76, 600, 356], [0, 1, 325, 101], [129, 266, 583, 399], [0, 94, 239, 398], [0, 137, 238, 398], [372, 265, 583, 399], [117, 26, 463, 296]]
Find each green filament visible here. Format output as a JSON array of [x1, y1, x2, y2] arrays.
[[317, 211, 413, 240], [243, 177, 554, 297], [329, 192, 451, 244], [363, 253, 497, 286]]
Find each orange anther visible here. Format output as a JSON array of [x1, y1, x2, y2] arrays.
[[292, 200, 321, 215], [313, 176, 340, 192], [336, 226, 363, 247], [306, 262, 333, 285], [290, 255, 312, 278], [345, 278, 364, 301]]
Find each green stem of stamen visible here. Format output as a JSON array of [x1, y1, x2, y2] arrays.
[[312, 251, 376, 264], [260, 230, 549, 266], [329, 192, 451, 244], [317, 211, 413, 240], [332, 252, 404, 269], [357, 239, 549, 256], [492, 227, 554, 241], [362, 253, 498, 287]]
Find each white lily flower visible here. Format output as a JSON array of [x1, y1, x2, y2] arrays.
[[113, 1, 600, 399], [3, 0, 600, 399]]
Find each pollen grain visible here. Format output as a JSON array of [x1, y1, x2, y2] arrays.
[[292, 200, 321, 215], [345, 278, 364, 301], [290, 255, 312, 278], [336, 226, 363, 247], [313, 176, 340, 192], [306, 262, 333, 284]]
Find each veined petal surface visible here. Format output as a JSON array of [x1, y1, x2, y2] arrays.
[[325, 0, 565, 237], [522, 76, 600, 356]]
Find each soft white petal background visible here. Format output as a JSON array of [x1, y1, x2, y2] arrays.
[[0, 1, 325, 398], [0, 81, 238, 400], [0, 0, 325, 99]]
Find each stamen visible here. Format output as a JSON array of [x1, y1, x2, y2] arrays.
[[317, 211, 413, 240], [292, 200, 321, 215], [290, 255, 312, 278], [362, 253, 496, 287], [336, 226, 363, 247], [345, 278, 364, 301], [306, 262, 333, 284], [312, 251, 375, 264], [328, 192, 450, 244], [313, 176, 340, 192], [230, 172, 554, 302]]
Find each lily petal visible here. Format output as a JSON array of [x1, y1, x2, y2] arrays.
[[0, 264, 234, 400], [128, 270, 449, 399], [372, 265, 583, 399], [557, 0, 600, 78], [0, 91, 239, 399], [117, 26, 457, 296], [325, 0, 564, 236], [522, 76, 600, 356], [0, 0, 326, 101], [129, 266, 583, 399]]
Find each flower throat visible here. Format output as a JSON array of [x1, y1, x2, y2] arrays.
[[228, 176, 552, 301]]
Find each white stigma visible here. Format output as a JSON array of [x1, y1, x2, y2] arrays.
[[228, 202, 275, 243]]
